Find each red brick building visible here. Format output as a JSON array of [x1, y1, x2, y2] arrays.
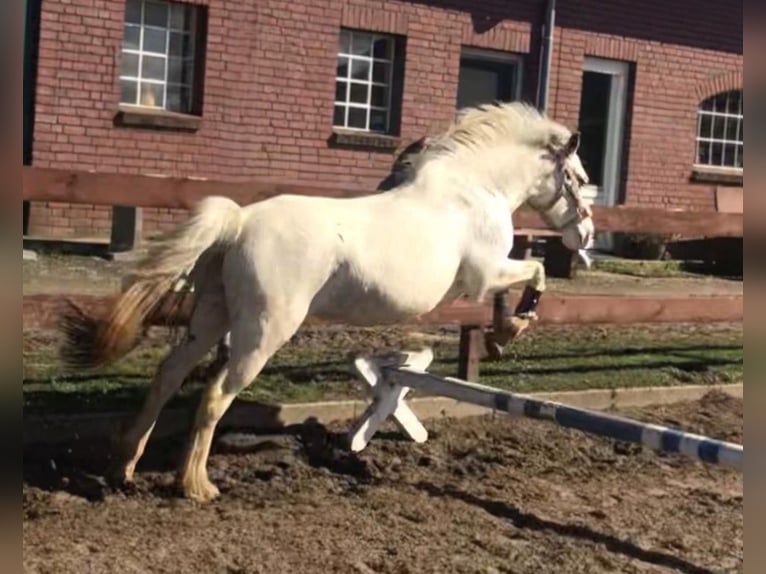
[[23, 0, 743, 243]]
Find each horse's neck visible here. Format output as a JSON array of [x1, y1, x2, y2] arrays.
[[413, 146, 539, 213]]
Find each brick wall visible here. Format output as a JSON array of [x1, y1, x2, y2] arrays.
[[549, 0, 742, 211], [27, 0, 742, 239]]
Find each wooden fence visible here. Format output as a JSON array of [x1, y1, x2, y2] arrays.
[[23, 166, 744, 237], [22, 166, 743, 379]]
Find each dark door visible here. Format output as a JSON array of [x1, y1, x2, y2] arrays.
[[24, 0, 43, 234], [577, 71, 612, 189], [457, 55, 519, 110]]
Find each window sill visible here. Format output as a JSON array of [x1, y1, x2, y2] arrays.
[[329, 129, 401, 151], [690, 165, 743, 185], [114, 104, 202, 132]]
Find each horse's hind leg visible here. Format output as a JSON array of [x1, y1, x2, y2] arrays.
[[109, 292, 228, 485], [177, 304, 304, 502]]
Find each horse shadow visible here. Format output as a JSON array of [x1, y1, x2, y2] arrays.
[[416, 481, 718, 574], [22, 407, 391, 502]]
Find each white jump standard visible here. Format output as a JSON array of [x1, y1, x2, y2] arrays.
[[347, 348, 744, 471]]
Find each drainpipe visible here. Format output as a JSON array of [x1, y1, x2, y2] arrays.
[[536, 0, 556, 112]]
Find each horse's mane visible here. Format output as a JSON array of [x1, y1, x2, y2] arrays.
[[415, 101, 572, 164]]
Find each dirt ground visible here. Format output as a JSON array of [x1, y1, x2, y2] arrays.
[[23, 391, 743, 574]]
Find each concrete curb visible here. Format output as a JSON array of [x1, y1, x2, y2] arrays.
[[24, 382, 742, 447]]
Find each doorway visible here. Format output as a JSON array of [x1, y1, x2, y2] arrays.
[[24, 0, 43, 236], [577, 57, 630, 250]]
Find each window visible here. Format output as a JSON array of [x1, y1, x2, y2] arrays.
[[334, 29, 399, 133], [120, 0, 200, 114], [456, 48, 522, 111], [695, 90, 743, 170]]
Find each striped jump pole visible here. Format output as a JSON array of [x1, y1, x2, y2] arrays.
[[347, 348, 743, 471]]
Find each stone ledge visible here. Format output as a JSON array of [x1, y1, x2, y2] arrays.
[[114, 104, 202, 132]]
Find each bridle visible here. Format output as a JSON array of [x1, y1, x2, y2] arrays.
[[527, 160, 592, 230]]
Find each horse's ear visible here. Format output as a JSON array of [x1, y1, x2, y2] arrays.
[[563, 132, 580, 156], [546, 132, 580, 158]]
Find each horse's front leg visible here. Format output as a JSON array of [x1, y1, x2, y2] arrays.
[[479, 259, 546, 358]]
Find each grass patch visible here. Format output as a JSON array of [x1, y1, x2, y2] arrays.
[[590, 259, 694, 278], [23, 323, 742, 417], [431, 326, 742, 394]]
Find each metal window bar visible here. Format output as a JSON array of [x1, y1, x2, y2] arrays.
[[734, 115, 742, 168], [383, 34, 395, 133], [120, 0, 196, 112], [183, 8, 197, 114], [695, 92, 744, 168], [335, 30, 394, 132], [136, 2, 145, 106], [162, 2, 170, 110]]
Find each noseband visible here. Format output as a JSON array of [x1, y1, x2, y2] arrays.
[[529, 164, 591, 230]]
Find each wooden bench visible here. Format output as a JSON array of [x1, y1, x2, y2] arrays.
[[513, 228, 580, 279]]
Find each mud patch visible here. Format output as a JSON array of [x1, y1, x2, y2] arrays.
[[24, 392, 742, 574]]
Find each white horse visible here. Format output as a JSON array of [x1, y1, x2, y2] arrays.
[[62, 102, 593, 502]]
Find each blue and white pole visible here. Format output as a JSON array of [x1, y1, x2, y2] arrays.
[[348, 349, 743, 471]]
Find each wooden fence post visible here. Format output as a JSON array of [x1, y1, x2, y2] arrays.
[[457, 325, 484, 382], [109, 206, 143, 253]]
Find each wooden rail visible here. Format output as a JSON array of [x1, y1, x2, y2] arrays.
[[23, 166, 743, 238], [23, 293, 743, 332]]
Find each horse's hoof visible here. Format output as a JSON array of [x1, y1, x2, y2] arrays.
[[65, 471, 111, 502], [506, 315, 531, 339], [179, 476, 220, 503], [111, 478, 139, 496], [105, 462, 133, 488], [105, 473, 139, 497], [485, 316, 531, 359]]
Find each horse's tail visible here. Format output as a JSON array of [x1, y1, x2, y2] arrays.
[[60, 196, 243, 369]]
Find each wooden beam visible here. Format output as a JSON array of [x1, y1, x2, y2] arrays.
[[22, 293, 191, 331], [715, 186, 743, 214], [418, 294, 743, 325], [23, 293, 743, 332], [22, 166, 366, 210], [24, 166, 743, 238], [513, 205, 743, 237]]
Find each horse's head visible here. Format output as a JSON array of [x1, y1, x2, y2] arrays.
[[527, 131, 594, 252], [379, 103, 595, 252]]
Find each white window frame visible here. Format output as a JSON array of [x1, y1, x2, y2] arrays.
[[578, 57, 630, 253], [694, 90, 743, 171], [120, 0, 197, 114], [334, 29, 397, 133], [580, 57, 629, 209]]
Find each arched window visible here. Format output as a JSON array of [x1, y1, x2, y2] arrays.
[[695, 90, 743, 169]]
